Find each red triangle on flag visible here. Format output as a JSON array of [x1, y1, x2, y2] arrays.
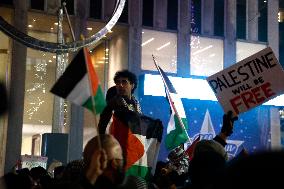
[[110, 115, 145, 170], [185, 135, 200, 160]]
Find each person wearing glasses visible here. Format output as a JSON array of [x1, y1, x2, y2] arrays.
[[98, 70, 142, 134]]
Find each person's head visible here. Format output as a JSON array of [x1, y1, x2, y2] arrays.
[[61, 160, 85, 182], [189, 148, 226, 189], [214, 151, 284, 189], [113, 70, 137, 98], [83, 134, 125, 184]]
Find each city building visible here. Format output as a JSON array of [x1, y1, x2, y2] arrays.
[[0, 0, 283, 175]]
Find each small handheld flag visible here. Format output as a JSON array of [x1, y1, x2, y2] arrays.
[[50, 47, 106, 115]]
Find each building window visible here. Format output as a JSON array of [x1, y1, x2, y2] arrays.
[[30, 0, 44, 11], [190, 36, 223, 76], [143, 0, 153, 27], [167, 0, 177, 30], [236, 41, 267, 62], [237, 0, 246, 39], [258, 0, 267, 42], [214, 0, 224, 36], [64, 0, 74, 15], [118, 0, 128, 23], [21, 12, 74, 155], [89, 41, 108, 93], [191, 0, 201, 34], [0, 0, 13, 6], [90, 0, 102, 19], [141, 29, 177, 73]]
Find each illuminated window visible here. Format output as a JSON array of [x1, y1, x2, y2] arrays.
[[141, 29, 177, 73], [190, 36, 223, 76], [236, 41, 267, 62], [279, 11, 284, 22]]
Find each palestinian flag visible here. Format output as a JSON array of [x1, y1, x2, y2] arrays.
[[185, 135, 200, 160], [158, 66, 189, 150], [50, 47, 106, 114], [109, 110, 163, 180]]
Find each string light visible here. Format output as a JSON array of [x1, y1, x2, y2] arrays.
[[26, 58, 47, 123]]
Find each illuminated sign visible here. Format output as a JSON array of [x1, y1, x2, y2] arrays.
[[144, 73, 284, 106]]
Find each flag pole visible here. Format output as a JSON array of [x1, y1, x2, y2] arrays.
[[62, 3, 101, 149], [152, 55, 192, 145]]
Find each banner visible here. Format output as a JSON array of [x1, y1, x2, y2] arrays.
[[21, 155, 48, 170], [207, 47, 284, 115]]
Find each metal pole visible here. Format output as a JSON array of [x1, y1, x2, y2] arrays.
[[52, 7, 67, 133]]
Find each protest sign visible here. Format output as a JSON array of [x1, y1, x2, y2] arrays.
[[206, 47, 284, 115], [21, 155, 48, 170]]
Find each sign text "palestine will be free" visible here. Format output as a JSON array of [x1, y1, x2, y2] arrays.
[[206, 47, 284, 115]]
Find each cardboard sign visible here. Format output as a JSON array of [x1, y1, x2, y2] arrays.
[[21, 155, 48, 170], [206, 47, 284, 115]]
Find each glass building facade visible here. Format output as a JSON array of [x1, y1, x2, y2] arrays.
[[0, 0, 283, 175]]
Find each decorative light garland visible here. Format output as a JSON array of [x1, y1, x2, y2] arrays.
[[26, 58, 47, 123]]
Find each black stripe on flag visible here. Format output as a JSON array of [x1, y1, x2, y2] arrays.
[[114, 111, 163, 142], [158, 66, 177, 94], [50, 48, 87, 98]]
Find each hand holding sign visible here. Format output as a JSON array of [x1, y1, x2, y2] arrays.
[[207, 47, 284, 115], [221, 111, 238, 137]]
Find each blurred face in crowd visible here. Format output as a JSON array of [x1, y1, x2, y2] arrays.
[[107, 141, 125, 185], [114, 77, 134, 99]]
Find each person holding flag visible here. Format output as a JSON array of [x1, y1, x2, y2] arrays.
[[99, 70, 163, 180], [98, 69, 142, 134], [50, 47, 106, 116]]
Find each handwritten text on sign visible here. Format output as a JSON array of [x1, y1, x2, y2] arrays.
[[206, 47, 284, 115]]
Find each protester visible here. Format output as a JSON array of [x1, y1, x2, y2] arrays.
[[82, 134, 147, 189], [193, 111, 238, 161], [98, 69, 142, 134], [187, 111, 238, 189], [214, 150, 284, 189], [213, 111, 238, 150]]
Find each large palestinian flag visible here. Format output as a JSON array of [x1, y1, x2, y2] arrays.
[[50, 47, 106, 114], [109, 110, 163, 180]]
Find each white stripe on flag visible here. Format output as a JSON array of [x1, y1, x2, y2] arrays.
[[66, 74, 91, 105], [133, 135, 160, 171], [167, 113, 175, 133], [170, 92, 186, 118]]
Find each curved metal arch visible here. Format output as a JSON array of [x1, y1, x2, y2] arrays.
[[0, 0, 126, 53]]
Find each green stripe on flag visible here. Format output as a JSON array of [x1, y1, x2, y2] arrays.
[[165, 115, 188, 150], [126, 165, 152, 180], [83, 86, 106, 114]]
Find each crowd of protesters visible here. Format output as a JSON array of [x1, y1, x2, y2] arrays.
[[1, 110, 283, 189], [1, 70, 284, 188]]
